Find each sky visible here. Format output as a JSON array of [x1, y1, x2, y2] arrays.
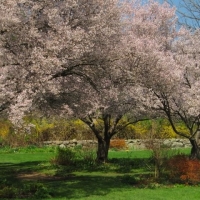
[[161, 0, 186, 16], [159, 0, 196, 28], [159, 0, 186, 12], [159, 0, 182, 7]]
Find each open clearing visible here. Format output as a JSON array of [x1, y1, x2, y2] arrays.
[[0, 146, 199, 199]]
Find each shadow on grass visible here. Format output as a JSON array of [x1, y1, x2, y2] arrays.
[[42, 174, 136, 199], [0, 160, 54, 185], [0, 162, 136, 199], [0, 157, 153, 199], [109, 157, 153, 173], [61, 157, 153, 174]]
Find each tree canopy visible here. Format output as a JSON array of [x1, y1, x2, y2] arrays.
[[1, 0, 200, 159]]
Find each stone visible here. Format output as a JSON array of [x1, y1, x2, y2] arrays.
[[63, 141, 70, 145], [43, 141, 52, 145], [42, 139, 192, 149], [59, 144, 66, 148], [163, 140, 172, 147], [171, 142, 184, 148], [54, 141, 62, 145], [127, 140, 134, 143], [127, 143, 134, 148]]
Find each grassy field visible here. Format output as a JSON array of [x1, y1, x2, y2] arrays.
[[0, 146, 199, 200]]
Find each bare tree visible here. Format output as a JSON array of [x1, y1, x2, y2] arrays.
[[168, 0, 200, 29]]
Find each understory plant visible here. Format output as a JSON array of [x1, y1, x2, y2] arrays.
[[167, 154, 200, 184]]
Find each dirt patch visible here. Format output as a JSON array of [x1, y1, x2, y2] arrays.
[[17, 172, 67, 181]]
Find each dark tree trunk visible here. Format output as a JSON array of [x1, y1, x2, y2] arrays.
[[81, 114, 121, 163], [96, 138, 110, 162], [190, 138, 200, 160]]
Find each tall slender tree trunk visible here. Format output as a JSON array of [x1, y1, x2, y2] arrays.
[[96, 137, 110, 162]]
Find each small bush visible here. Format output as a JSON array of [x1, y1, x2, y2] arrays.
[[167, 154, 200, 184], [110, 139, 126, 150], [0, 186, 17, 198], [51, 147, 76, 166], [33, 183, 51, 199], [80, 147, 96, 164]]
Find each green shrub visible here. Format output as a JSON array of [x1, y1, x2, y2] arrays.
[[51, 147, 76, 166], [0, 186, 17, 198], [77, 147, 96, 165], [33, 183, 51, 199]]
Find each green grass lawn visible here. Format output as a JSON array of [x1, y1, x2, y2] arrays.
[[0, 146, 198, 200]]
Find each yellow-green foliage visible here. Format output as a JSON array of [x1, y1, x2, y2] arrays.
[[52, 118, 93, 140], [132, 120, 152, 135], [0, 115, 191, 146], [153, 119, 189, 138], [23, 116, 55, 140], [29, 118, 54, 134], [174, 122, 190, 137], [72, 119, 94, 139], [131, 119, 177, 138], [132, 119, 190, 138], [18, 116, 94, 141], [0, 119, 12, 139], [90, 117, 182, 139], [117, 118, 188, 139]]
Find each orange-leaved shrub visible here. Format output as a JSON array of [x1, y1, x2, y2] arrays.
[[167, 154, 200, 184], [110, 139, 127, 150]]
